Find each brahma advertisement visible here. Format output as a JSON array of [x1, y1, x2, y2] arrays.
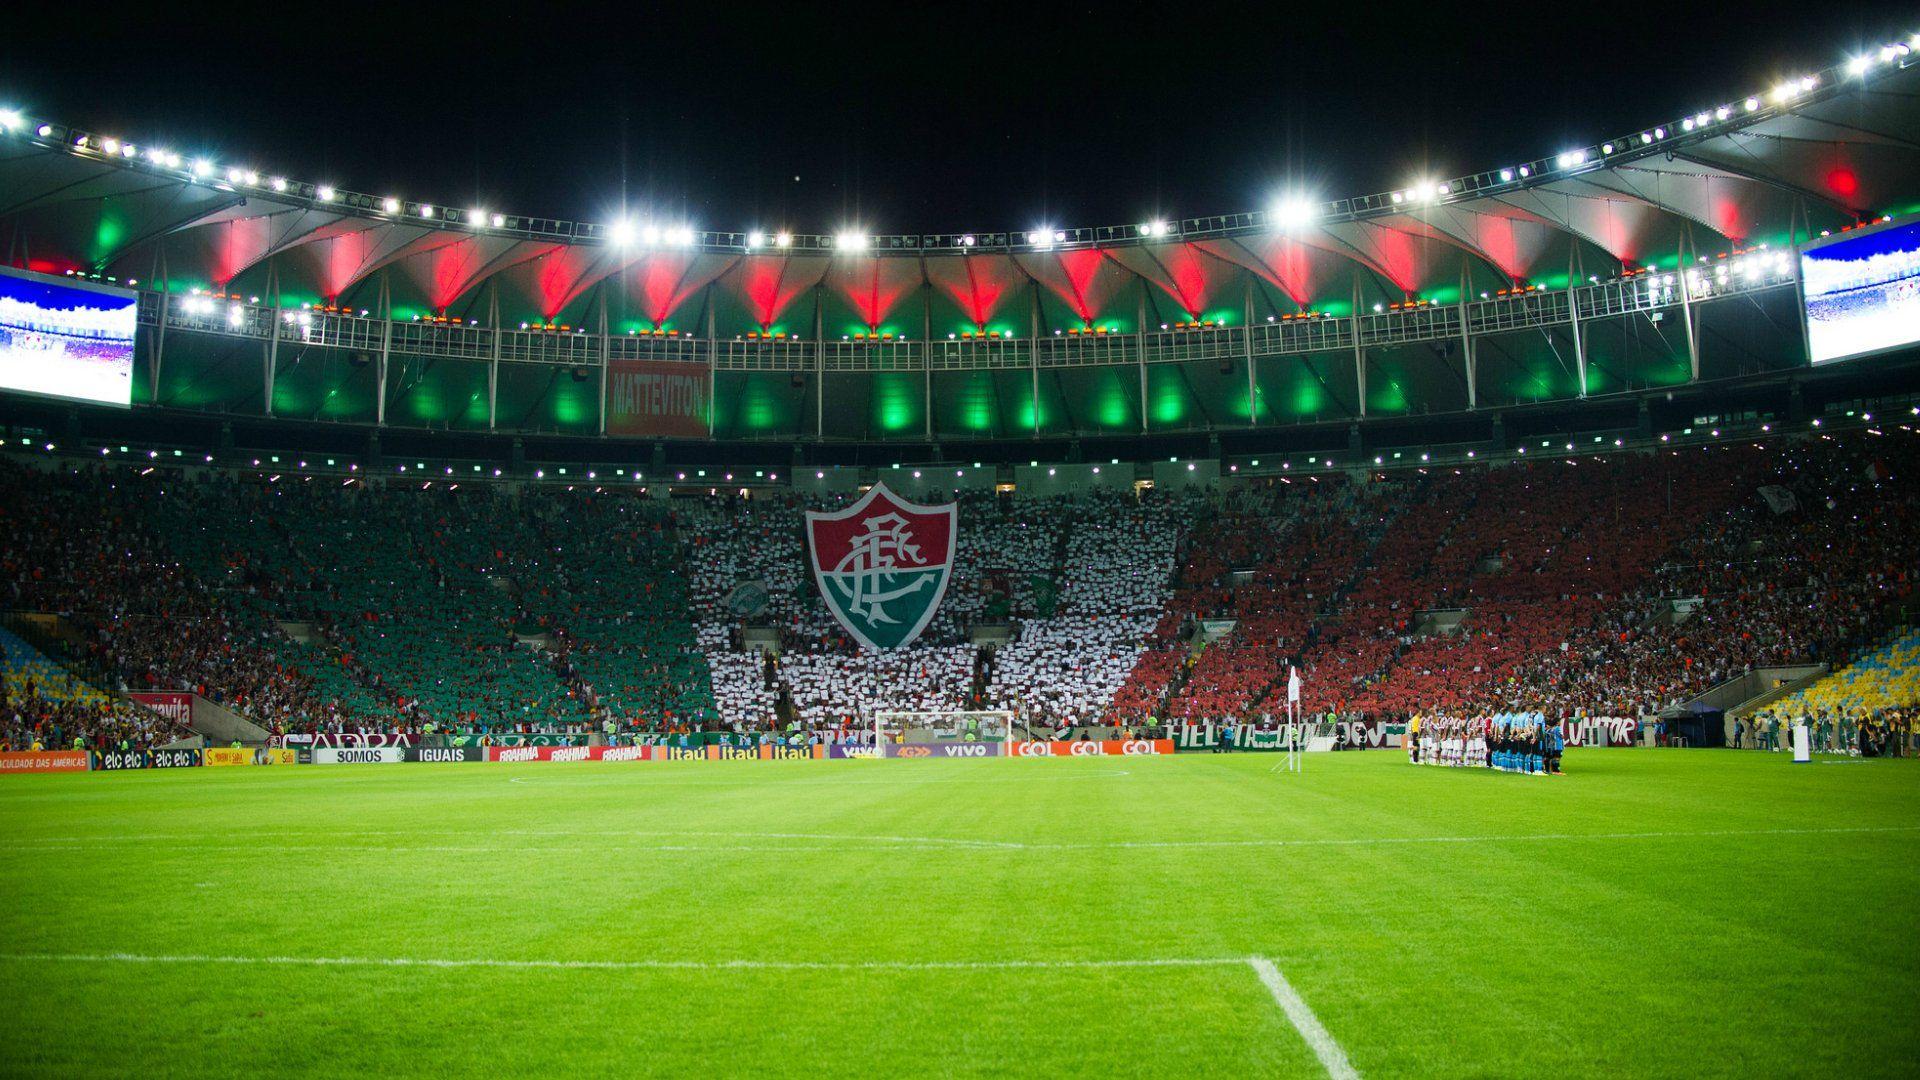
[[604, 359, 710, 437]]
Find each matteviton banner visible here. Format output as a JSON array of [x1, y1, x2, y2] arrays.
[[604, 359, 710, 437]]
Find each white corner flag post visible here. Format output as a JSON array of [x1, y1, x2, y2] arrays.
[[1289, 665, 1303, 773], [1274, 665, 1304, 774]]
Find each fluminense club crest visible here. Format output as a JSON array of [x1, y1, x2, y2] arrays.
[[805, 483, 957, 651]]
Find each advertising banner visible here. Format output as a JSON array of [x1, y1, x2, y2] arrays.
[[1565, 718, 1639, 747], [826, 745, 877, 759], [1008, 740, 1106, 757], [484, 744, 601, 763], [444, 732, 583, 748], [90, 748, 213, 770], [759, 744, 824, 760], [881, 743, 1001, 759], [199, 747, 256, 767], [0, 750, 91, 772], [403, 746, 487, 763], [312, 746, 406, 765], [605, 359, 711, 437], [127, 691, 193, 726], [307, 733, 413, 749], [1008, 739, 1174, 757]]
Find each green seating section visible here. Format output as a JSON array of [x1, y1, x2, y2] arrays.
[[150, 481, 711, 730]]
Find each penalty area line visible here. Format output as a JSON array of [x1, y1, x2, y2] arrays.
[[1248, 957, 1359, 1080]]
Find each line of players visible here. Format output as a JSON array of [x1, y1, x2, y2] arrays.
[[1406, 713, 1564, 775]]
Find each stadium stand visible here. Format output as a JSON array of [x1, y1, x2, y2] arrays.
[[0, 429, 1912, 738], [1773, 628, 1920, 716], [0, 625, 189, 750]]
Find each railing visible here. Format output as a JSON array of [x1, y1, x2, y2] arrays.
[[136, 271, 1796, 374]]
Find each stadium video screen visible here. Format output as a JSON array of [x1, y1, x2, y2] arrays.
[[0, 265, 137, 407], [1800, 218, 1920, 365]]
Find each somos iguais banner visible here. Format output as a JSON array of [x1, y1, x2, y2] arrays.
[[313, 746, 407, 765], [0, 750, 91, 772], [605, 359, 709, 437]]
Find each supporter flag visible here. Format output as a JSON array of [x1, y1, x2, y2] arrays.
[[1757, 485, 1799, 515], [722, 580, 771, 618], [1029, 574, 1060, 617], [805, 483, 957, 651]]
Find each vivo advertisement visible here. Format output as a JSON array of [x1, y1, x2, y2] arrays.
[[0, 266, 137, 406], [1801, 217, 1920, 365]]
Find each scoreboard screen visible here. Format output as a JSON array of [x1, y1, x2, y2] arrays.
[[0, 266, 137, 407], [1801, 217, 1920, 365]]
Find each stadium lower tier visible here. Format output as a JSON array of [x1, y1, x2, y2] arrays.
[[0, 425, 1916, 742]]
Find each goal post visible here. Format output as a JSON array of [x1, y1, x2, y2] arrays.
[[872, 711, 1016, 749]]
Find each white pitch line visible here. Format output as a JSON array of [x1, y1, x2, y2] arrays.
[[0, 951, 1248, 973], [1248, 957, 1359, 1080], [0, 952, 1354, 1076]]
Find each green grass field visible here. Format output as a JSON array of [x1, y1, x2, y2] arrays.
[[1, 749, 1915, 1077]]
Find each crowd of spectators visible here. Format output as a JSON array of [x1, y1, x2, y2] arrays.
[[2, 427, 1911, 739], [0, 625, 193, 751], [1113, 432, 1918, 729]]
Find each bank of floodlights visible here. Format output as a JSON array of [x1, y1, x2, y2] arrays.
[[5, 32, 1918, 252]]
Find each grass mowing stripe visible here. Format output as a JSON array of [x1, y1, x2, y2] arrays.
[[1249, 957, 1360, 1080], [12, 823, 1917, 852], [0, 951, 1253, 972]]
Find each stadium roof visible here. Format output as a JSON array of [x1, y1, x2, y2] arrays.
[[2, 38, 1919, 444]]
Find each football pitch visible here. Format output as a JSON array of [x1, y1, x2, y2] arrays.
[[0, 750, 1914, 1077]]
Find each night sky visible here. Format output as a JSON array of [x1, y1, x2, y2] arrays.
[[2, 2, 1909, 237]]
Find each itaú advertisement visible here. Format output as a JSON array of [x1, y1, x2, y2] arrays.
[[0, 266, 137, 407], [1801, 217, 1920, 364]]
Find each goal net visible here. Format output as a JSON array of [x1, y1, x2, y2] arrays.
[[873, 711, 1015, 748]]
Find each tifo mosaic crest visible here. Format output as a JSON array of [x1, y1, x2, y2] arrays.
[[805, 484, 957, 651]]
